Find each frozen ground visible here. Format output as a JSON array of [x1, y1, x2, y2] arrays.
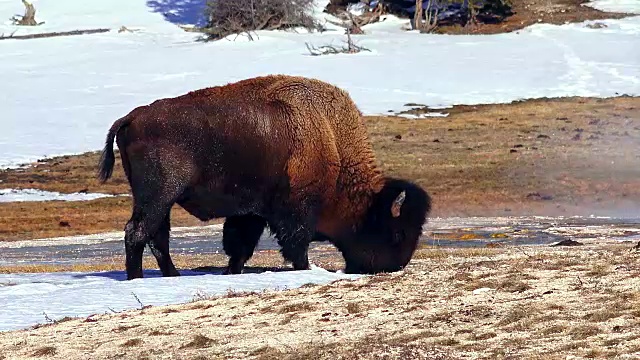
[[0, 188, 125, 202], [0, 0, 638, 168]]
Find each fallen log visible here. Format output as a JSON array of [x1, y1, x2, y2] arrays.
[[0, 28, 111, 41]]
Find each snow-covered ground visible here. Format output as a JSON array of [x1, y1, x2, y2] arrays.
[[0, 188, 125, 202], [0, 266, 361, 332], [0, 0, 638, 168]]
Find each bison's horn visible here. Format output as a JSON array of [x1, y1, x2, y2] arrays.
[[391, 190, 406, 218]]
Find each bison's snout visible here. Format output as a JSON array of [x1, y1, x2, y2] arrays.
[[341, 241, 416, 275]]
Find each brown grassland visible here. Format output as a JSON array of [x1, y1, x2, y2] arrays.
[[3, 243, 640, 359]]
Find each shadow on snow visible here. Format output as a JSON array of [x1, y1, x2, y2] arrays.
[[72, 266, 299, 280], [146, 0, 209, 27]]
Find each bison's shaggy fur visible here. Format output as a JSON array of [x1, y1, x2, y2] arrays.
[[98, 75, 431, 279]]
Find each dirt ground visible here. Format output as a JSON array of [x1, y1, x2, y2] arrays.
[[1, 96, 638, 241], [434, 0, 632, 34], [328, 0, 632, 35], [2, 241, 640, 359]]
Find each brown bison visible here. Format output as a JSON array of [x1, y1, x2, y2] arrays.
[[98, 74, 431, 280]]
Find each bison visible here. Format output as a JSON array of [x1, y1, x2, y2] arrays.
[[98, 74, 431, 280]]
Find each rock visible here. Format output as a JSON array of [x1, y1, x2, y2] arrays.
[[472, 287, 494, 295], [526, 192, 553, 201], [551, 239, 584, 247]]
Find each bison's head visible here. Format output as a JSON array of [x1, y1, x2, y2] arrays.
[[335, 178, 431, 274]]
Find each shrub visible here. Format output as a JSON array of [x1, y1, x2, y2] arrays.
[[203, 0, 321, 40]]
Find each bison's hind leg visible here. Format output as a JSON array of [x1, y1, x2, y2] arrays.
[[222, 215, 267, 274], [148, 213, 180, 277], [124, 146, 191, 280]]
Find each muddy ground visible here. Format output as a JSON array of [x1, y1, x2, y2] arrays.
[[1, 96, 638, 241]]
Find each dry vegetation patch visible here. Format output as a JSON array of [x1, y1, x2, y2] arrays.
[[3, 243, 640, 358], [0, 97, 638, 241]]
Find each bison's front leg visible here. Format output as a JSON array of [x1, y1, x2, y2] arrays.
[[221, 214, 267, 274], [271, 212, 314, 271], [278, 237, 311, 271]]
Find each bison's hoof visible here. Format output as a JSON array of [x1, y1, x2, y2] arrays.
[[166, 270, 180, 277], [222, 267, 241, 275]]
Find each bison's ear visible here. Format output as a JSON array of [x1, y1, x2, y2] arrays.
[[391, 190, 406, 218]]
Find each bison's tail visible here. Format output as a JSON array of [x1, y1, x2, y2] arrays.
[[97, 114, 133, 183]]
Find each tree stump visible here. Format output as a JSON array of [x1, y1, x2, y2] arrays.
[[12, 0, 41, 26]]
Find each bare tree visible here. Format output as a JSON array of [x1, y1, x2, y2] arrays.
[[325, 3, 384, 35], [11, 0, 43, 26], [412, 0, 439, 33]]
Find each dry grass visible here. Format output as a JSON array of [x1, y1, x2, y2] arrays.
[[276, 301, 316, 314], [31, 346, 56, 357], [180, 334, 217, 349], [121, 338, 143, 347], [3, 243, 640, 359]]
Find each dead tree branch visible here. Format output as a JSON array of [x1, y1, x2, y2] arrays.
[[305, 31, 370, 56], [0, 28, 111, 41], [11, 0, 44, 26], [326, 4, 384, 35]]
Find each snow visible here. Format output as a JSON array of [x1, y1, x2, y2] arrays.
[[0, 188, 125, 202], [0, 224, 223, 249], [0, 0, 638, 168], [0, 0, 183, 35], [586, 0, 640, 14], [0, 266, 361, 331], [397, 112, 449, 119]]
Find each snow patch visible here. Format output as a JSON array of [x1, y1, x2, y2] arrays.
[[0, 188, 126, 202], [0, 265, 362, 331], [585, 0, 640, 14], [397, 112, 449, 119]]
